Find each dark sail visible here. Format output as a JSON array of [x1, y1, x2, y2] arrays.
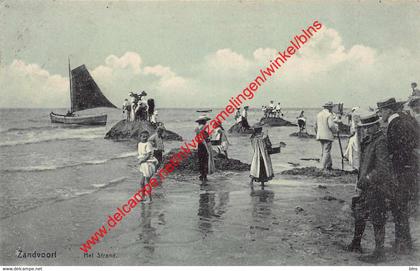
[[70, 65, 117, 112]]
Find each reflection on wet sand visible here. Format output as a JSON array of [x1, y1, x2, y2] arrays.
[[136, 203, 161, 262], [197, 181, 230, 239], [249, 186, 275, 239]]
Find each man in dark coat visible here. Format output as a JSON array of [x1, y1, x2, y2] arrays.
[[346, 112, 392, 263], [377, 97, 419, 254]]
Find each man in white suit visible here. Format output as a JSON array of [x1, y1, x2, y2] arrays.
[[314, 102, 338, 170]]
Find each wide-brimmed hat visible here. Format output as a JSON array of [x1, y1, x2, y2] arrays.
[[376, 97, 398, 110], [408, 96, 420, 107], [323, 101, 334, 108], [357, 112, 381, 127], [195, 115, 211, 123]]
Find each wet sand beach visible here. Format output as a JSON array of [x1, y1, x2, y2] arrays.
[[2, 168, 420, 265], [1, 108, 419, 266]]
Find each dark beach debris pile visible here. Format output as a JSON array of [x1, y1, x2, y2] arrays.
[[105, 120, 182, 141], [258, 116, 297, 127], [281, 166, 357, 178], [162, 148, 250, 173], [289, 132, 316, 138], [228, 122, 254, 135]]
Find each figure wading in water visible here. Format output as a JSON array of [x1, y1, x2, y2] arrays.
[[249, 124, 274, 188], [137, 130, 158, 202], [195, 115, 215, 181]]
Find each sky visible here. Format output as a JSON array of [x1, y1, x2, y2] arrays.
[[1, 0, 419, 109]]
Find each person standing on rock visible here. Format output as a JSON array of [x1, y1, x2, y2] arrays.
[[130, 100, 137, 122], [377, 97, 419, 254], [250, 124, 274, 187], [411, 82, 420, 97], [268, 100, 275, 117], [234, 107, 241, 123], [275, 102, 282, 118], [195, 115, 215, 181], [148, 126, 165, 167], [314, 102, 338, 171], [346, 112, 392, 263], [241, 106, 250, 129], [297, 110, 306, 133], [122, 98, 131, 121]]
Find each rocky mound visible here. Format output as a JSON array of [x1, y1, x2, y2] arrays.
[[228, 121, 254, 135], [259, 116, 296, 127], [162, 148, 250, 173], [281, 166, 356, 178], [105, 120, 182, 141], [289, 132, 316, 138]]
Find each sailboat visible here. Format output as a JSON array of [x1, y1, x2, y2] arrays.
[[50, 60, 117, 125]]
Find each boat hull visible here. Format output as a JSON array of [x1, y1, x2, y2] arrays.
[[50, 112, 107, 125]]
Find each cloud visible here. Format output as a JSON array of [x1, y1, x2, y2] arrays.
[[205, 49, 251, 74], [0, 60, 69, 108], [90, 52, 193, 106], [1, 27, 419, 109]]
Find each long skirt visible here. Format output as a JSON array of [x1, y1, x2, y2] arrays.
[[198, 144, 209, 177]]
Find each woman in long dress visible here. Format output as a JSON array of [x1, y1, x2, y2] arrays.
[[138, 130, 158, 201], [195, 115, 215, 181], [250, 125, 274, 186], [130, 101, 137, 122], [345, 109, 364, 172], [214, 125, 230, 159]]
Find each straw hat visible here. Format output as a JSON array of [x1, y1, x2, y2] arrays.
[[357, 112, 381, 127], [323, 101, 334, 108], [195, 115, 211, 123]]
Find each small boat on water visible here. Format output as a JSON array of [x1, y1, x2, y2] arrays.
[[50, 112, 107, 125], [50, 60, 117, 125]]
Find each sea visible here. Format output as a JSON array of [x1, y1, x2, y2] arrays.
[[0, 107, 349, 220]]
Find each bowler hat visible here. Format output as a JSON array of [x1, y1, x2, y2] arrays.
[[377, 97, 398, 110], [357, 112, 381, 127]]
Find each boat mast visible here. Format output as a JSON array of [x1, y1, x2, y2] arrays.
[[68, 57, 73, 113]]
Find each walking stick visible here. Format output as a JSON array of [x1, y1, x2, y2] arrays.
[[337, 131, 345, 170]]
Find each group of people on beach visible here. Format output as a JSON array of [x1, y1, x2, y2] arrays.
[[133, 81, 420, 263], [313, 83, 420, 262], [122, 91, 159, 125], [234, 106, 250, 128], [262, 100, 283, 118]]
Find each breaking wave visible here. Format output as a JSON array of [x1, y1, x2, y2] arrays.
[[1, 151, 137, 173]]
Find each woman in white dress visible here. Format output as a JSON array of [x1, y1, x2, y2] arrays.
[[138, 131, 158, 201]]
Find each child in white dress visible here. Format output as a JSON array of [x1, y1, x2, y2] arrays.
[[138, 131, 158, 201]]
